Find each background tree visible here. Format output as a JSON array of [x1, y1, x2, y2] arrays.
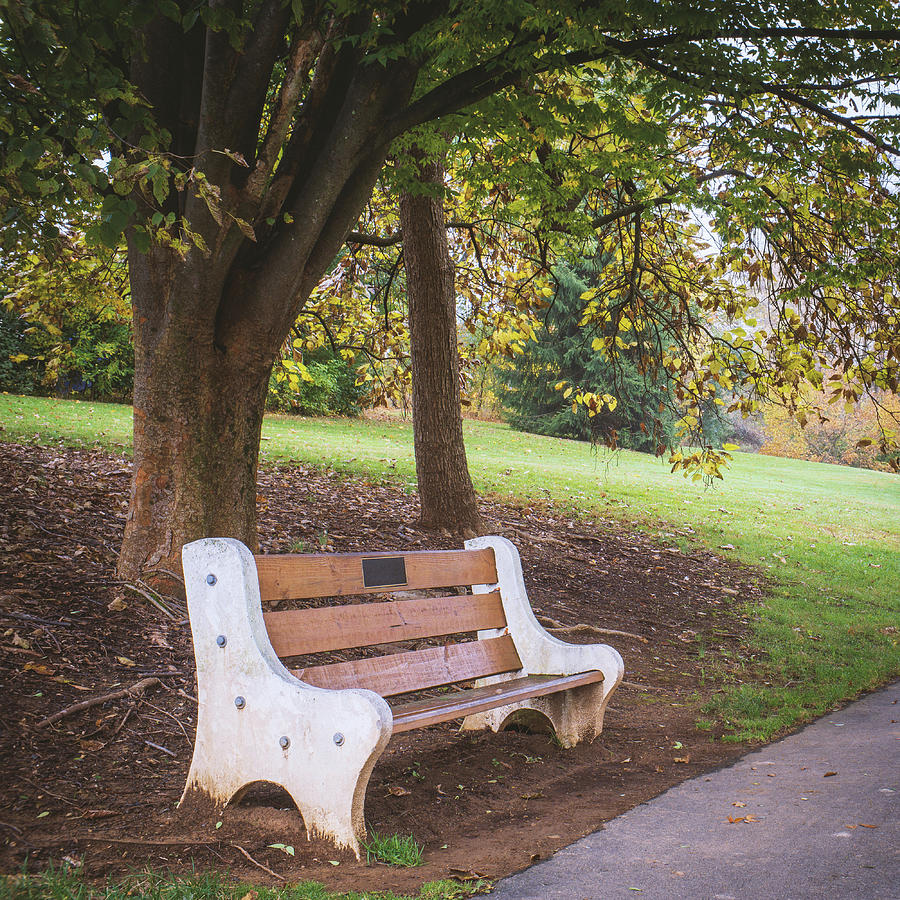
[[499, 262, 679, 451], [399, 150, 484, 534]]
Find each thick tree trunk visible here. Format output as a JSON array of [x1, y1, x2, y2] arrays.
[[117, 248, 274, 582], [399, 157, 484, 536], [114, 9, 425, 582]]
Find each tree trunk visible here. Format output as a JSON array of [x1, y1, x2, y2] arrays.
[[399, 156, 484, 536], [117, 248, 274, 583]]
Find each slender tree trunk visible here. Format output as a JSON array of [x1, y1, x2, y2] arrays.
[[399, 156, 484, 536]]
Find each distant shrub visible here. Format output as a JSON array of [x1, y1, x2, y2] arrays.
[[267, 349, 363, 416], [0, 305, 42, 394]]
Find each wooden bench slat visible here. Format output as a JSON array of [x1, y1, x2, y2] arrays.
[[264, 592, 506, 657], [255, 548, 497, 601], [391, 670, 605, 733], [291, 635, 522, 698]]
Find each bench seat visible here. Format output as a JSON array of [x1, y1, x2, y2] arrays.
[[391, 669, 606, 733]]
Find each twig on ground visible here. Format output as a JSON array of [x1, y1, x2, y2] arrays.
[[144, 740, 177, 757], [0, 611, 71, 628], [143, 700, 192, 744], [33, 677, 161, 729], [122, 581, 179, 619], [538, 616, 649, 643], [73, 836, 217, 846], [99, 707, 134, 748], [17, 776, 84, 810], [233, 844, 286, 881]]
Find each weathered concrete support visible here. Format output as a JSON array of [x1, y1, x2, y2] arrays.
[[460, 535, 624, 747], [179, 538, 392, 857]]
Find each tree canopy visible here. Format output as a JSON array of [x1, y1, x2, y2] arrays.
[[2, 0, 899, 576]]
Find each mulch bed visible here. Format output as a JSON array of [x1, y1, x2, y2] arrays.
[[0, 441, 768, 893]]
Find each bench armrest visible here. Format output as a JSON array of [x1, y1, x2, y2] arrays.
[[181, 538, 392, 854], [464, 535, 624, 689]]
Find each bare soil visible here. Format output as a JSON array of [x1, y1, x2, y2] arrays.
[[0, 441, 768, 893]]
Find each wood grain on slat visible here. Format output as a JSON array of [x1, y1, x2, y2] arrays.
[[264, 592, 506, 657], [291, 635, 521, 698], [255, 548, 497, 601], [391, 670, 605, 733]]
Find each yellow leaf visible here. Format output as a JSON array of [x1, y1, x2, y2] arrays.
[[116, 656, 136, 667], [24, 662, 55, 676]]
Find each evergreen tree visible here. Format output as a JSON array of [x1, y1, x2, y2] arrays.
[[498, 262, 677, 453]]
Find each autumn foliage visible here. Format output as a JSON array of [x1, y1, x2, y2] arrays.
[[760, 392, 900, 472]]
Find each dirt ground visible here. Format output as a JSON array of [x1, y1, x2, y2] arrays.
[[0, 441, 768, 893]]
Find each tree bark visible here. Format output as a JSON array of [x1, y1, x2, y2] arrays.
[[399, 155, 484, 536], [118, 246, 274, 581]]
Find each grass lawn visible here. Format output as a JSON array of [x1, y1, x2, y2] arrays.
[[0, 869, 486, 900], [2, 392, 898, 742]]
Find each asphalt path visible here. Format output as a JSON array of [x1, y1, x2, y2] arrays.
[[488, 681, 900, 900]]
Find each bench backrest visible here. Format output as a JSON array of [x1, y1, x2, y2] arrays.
[[254, 547, 522, 698]]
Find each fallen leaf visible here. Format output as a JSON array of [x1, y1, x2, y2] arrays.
[[388, 785, 411, 797], [328, 860, 340, 866], [116, 656, 136, 667], [674, 755, 690, 763], [23, 662, 55, 676], [732, 801, 747, 808], [824, 771, 838, 777], [858, 823, 878, 828], [107, 597, 127, 612]]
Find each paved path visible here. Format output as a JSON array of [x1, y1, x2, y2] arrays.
[[489, 682, 900, 900]]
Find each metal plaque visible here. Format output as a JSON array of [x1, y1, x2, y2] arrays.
[[361, 555, 408, 588]]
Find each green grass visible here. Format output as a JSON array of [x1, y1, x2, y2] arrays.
[[2, 392, 898, 742], [362, 833, 424, 868], [0, 868, 488, 900]]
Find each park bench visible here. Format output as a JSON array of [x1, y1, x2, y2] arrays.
[[178, 534, 624, 857]]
